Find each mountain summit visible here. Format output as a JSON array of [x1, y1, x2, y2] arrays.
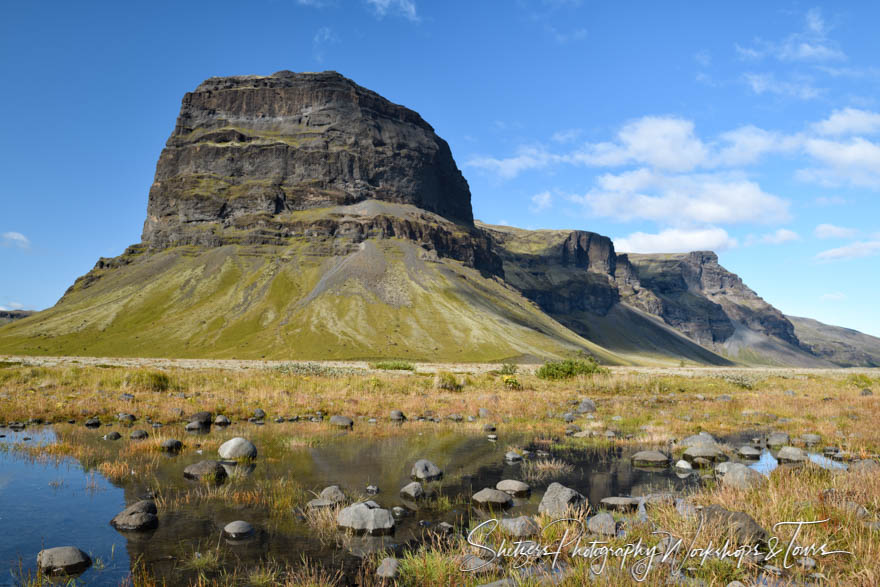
[[1, 71, 877, 366], [143, 70, 474, 250]]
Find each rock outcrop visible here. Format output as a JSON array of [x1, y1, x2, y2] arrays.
[[143, 71, 474, 247], [0, 310, 33, 325], [625, 252, 797, 347]]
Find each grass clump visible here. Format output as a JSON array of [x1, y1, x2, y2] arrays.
[[501, 374, 522, 390], [521, 457, 574, 482], [499, 361, 518, 375], [124, 370, 171, 392], [535, 357, 605, 380], [371, 360, 415, 371], [434, 371, 462, 391]]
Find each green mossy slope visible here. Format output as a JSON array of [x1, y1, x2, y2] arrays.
[[0, 239, 629, 364]]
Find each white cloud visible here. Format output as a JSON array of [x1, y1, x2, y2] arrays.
[[570, 169, 790, 225], [470, 116, 798, 180], [0, 302, 25, 311], [467, 146, 559, 180], [812, 108, 880, 136], [615, 227, 738, 254], [736, 8, 844, 64], [805, 7, 827, 35], [747, 228, 800, 245], [529, 191, 552, 213], [743, 73, 820, 100], [821, 292, 847, 301], [365, 0, 418, 21], [799, 137, 880, 187], [551, 128, 582, 143], [815, 240, 880, 261], [1, 232, 30, 249], [572, 116, 709, 172], [814, 224, 858, 239], [312, 26, 340, 62], [714, 125, 800, 166]]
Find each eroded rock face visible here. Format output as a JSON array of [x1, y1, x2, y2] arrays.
[[143, 70, 474, 249], [625, 251, 798, 348]]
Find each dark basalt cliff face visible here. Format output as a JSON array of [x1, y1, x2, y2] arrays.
[[480, 223, 822, 365], [143, 70, 474, 250], [0, 310, 34, 325], [625, 252, 798, 348]]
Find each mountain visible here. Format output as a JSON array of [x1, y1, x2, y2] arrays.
[[0, 70, 874, 366], [0, 310, 33, 326], [788, 316, 880, 368], [0, 71, 620, 363]]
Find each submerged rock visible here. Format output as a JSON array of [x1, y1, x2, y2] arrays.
[[399, 481, 424, 501], [308, 485, 347, 509], [218, 437, 257, 460], [631, 450, 669, 467], [130, 429, 149, 440], [472, 488, 513, 509], [160, 439, 183, 452], [330, 415, 354, 429], [223, 520, 254, 539], [110, 500, 158, 531], [189, 411, 212, 425], [777, 446, 807, 463], [183, 460, 227, 483], [538, 482, 586, 516], [337, 501, 395, 535], [37, 546, 92, 576], [600, 496, 638, 512], [767, 432, 790, 447], [496, 479, 530, 497], [738, 445, 761, 458], [500, 515, 540, 537], [683, 444, 725, 463], [411, 459, 442, 481]]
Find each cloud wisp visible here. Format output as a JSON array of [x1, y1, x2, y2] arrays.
[[365, 0, 419, 22], [1, 232, 30, 249], [614, 227, 738, 254], [815, 240, 880, 261]]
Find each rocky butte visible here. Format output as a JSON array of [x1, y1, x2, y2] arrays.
[[0, 70, 878, 366]]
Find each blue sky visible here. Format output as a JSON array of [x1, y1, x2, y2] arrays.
[[1, 1, 879, 336]]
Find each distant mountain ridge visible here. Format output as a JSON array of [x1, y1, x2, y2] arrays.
[[0, 310, 33, 326], [0, 70, 876, 366]]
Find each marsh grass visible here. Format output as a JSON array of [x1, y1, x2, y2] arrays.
[[521, 458, 574, 482], [302, 503, 345, 545], [1, 362, 878, 585], [370, 360, 415, 371]]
